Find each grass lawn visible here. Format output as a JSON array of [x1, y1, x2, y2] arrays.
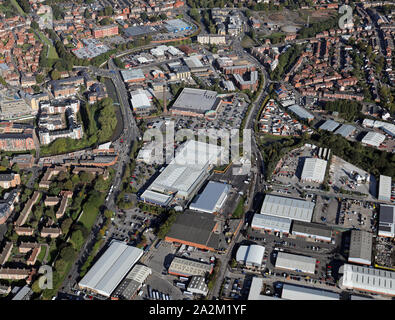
[[241, 35, 255, 49], [232, 197, 245, 219], [78, 209, 99, 231], [37, 245, 47, 263], [37, 31, 59, 59], [47, 45, 59, 60], [10, 0, 25, 16]]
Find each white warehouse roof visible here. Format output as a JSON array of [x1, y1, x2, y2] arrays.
[[288, 104, 314, 120], [248, 277, 283, 300], [78, 241, 143, 297], [361, 131, 385, 147], [281, 283, 339, 300], [140, 189, 173, 207], [251, 213, 292, 234], [301, 158, 327, 184], [130, 91, 151, 110], [378, 175, 392, 202], [147, 140, 224, 200], [275, 252, 316, 274], [236, 245, 265, 267], [340, 264, 395, 296], [260, 194, 315, 222], [189, 181, 230, 213]]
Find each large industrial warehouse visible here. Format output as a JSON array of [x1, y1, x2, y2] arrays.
[[164, 211, 224, 251], [112, 264, 152, 300], [339, 264, 395, 296], [378, 175, 392, 202], [287, 104, 314, 121], [170, 88, 220, 117], [78, 241, 143, 297], [168, 256, 213, 277], [251, 213, 292, 235], [300, 158, 327, 184], [378, 204, 395, 238], [291, 221, 333, 242], [236, 244, 265, 268], [361, 131, 386, 147], [348, 230, 373, 265], [189, 181, 230, 214], [275, 252, 317, 274], [319, 119, 340, 132], [260, 194, 315, 222], [141, 140, 224, 206], [281, 283, 339, 300]]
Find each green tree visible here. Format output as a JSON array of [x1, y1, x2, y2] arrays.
[[36, 74, 45, 83], [50, 69, 61, 80], [70, 230, 84, 249], [61, 217, 73, 235], [31, 21, 39, 30], [60, 245, 76, 261]]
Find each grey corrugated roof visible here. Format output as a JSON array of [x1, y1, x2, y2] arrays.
[[292, 221, 332, 238], [189, 181, 230, 213], [319, 119, 340, 132], [281, 283, 339, 300], [334, 124, 355, 137], [78, 241, 143, 297], [260, 194, 315, 222]]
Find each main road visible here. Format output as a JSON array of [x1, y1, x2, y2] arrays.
[[59, 61, 141, 297]]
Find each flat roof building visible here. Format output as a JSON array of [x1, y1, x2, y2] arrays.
[[164, 19, 192, 33], [121, 69, 145, 83], [168, 256, 213, 277], [287, 104, 314, 121], [281, 283, 339, 300], [339, 264, 395, 296], [170, 88, 219, 118], [189, 181, 230, 214], [111, 264, 152, 300], [348, 230, 373, 265], [143, 140, 224, 202], [187, 276, 208, 296], [140, 190, 173, 207], [260, 194, 315, 222], [248, 277, 283, 300], [78, 241, 143, 297], [275, 252, 316, 274], [165, 211, 224, 252], [236, 244, 265, 268], [378, 204, 395, 238], [300, 158, 327, 184], [130, 90, 152, 115], [251, 213, 292, 234], [291, 221, 333, 242], [378, 175, 391, 202], [361, 131, 386, 147]]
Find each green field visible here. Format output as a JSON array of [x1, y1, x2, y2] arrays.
[[37, 245, 47, 263], [232, 197, 245, 218], [37, 31, 59, 59], [10, 0, 25, 16]]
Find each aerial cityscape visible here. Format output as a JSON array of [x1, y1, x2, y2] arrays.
[[0, 0, 394, 304]]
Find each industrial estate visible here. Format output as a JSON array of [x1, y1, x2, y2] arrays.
[[0, 0, 394, 304]]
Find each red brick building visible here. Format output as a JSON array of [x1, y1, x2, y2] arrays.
[[92, 25, 118, 39]]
